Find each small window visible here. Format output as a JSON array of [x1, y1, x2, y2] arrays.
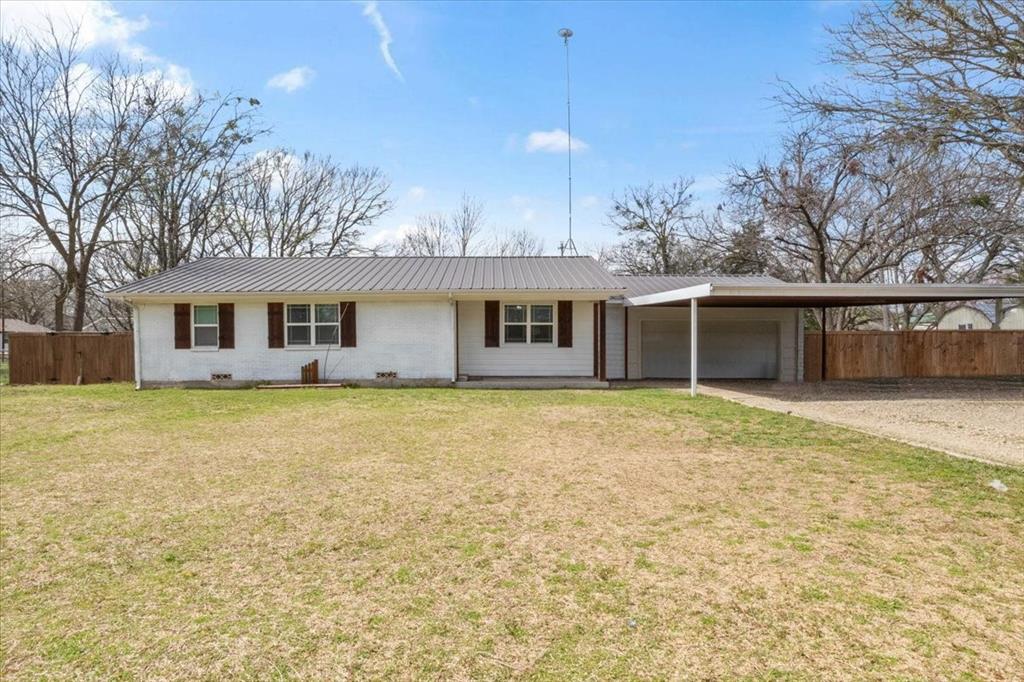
[[286, 303, 340, 346], [958, 323, 973, 330], [503, 304, 554, 344], [193, 305, 218, 348]]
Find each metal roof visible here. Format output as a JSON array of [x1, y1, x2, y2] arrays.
[[1, 319, 51, 333], [625, 282, 1024, 308], [614, 274, 783, 298], [107, 256, 626, 297]]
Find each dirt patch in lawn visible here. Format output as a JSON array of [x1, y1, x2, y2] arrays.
[[2, 385, 1023, 679], [698, 378, 1024, 467]]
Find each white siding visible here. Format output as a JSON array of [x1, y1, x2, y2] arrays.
[[137, 299, 454, 384], [606, 303, 626, 379], [457, 299, 595, 377], [623, 306, 802, 382]]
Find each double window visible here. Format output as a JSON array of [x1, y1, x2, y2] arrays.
[[287, 303, 339, 346], [193, 305, 219, 348], [504, 304, 553, 344]]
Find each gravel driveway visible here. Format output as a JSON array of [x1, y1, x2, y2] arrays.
[[698, 379, 1024, 467]]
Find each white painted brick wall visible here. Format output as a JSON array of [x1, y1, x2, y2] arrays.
[[137, 299, 454, 383], [457, 300, 595, 377]]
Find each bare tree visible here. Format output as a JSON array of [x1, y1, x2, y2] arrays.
[[782, 0, 1024, 171], [104, 93, 265, 283], [219, 150, 393, 257], [491, 228, 545, 256], [396, 195, 487, 256], [0, 27, 166, 329], [722, 123, 1016, 327], [449, 194, 485, 256], [607, 178, 700, 274], [396, 213, 451, 256]]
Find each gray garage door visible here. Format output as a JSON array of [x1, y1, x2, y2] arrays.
[[641, 320, 779, 379]]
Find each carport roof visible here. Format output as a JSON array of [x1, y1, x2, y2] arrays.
[[625, 282, 1024, 308]]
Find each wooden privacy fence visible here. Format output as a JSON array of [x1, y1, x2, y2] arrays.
[[805, 330, 1024, 381], [8, 332, 134, 385]]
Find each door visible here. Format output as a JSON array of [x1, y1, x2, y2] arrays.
[[641, 319, 779, 379]]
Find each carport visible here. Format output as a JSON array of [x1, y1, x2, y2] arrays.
[[624, 282, 1024, 396]]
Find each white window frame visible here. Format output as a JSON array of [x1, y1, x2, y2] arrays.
[[285, 303, 340, 347], [503, 303, 555, 345], [192, 304, 219, 349]]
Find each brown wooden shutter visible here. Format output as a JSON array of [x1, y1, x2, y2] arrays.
[[218, 303, 235, 349], [484, 300, 500, 347], [174, 303, 191, 349], [557, 301, 573, 347], [339, 302, 357, 347], [267, 302, 284, 348]]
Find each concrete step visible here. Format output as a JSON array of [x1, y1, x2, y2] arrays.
[[456, 378, 609, 390]]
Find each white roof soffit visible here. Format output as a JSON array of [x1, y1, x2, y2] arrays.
[[625, 282, 1024, 307]]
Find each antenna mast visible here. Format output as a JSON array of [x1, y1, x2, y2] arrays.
[[558, 28, 578, 257]]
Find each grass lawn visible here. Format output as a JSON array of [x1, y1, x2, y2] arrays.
[[1, 385, 1022, 679]]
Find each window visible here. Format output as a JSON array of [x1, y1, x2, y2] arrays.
[[193, 305, 219, 348], [286, 303, 339, 346], [503, 304, 554, 344], [958, 323, 974, 330]]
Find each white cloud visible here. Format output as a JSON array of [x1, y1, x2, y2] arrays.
[[525, 128, 589, 154], [267, 66, 315, 93], [360, 1, 403, 82], [406, 186, 426, 202], [366, 222, 415, 248], [0, 0, 149, 48], [2, 1, 193, 95], [679, 140, 699, 151], [580, 195, 600, 208], [522, 208, 537, 223]]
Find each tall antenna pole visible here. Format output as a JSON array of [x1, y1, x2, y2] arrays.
[[558, 28, 578, 256]]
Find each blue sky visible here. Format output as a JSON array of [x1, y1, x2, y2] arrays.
[[9, 1, 858, 252]]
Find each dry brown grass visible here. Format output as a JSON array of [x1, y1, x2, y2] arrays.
[[1, 385, 1022, 679]]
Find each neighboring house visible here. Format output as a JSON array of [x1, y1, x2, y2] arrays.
[[934, 305, 993, 331], [1000, 305, 1024, 330], [105, 257, 1024, 389], [1, 319, 50, 357]]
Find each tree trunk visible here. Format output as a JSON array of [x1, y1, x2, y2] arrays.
[[53, 294, 66, 332], [72, 273, 89, 331]]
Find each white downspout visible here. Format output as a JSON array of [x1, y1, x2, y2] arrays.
[[132, 301, 142, 390], [690, 299, 698, 397]]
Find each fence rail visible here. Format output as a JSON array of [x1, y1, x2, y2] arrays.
[[8, 332, 134, 385], [804, 330, 1023, 381]]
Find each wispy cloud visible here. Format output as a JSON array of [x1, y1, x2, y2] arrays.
[[360, 1, 403, 82], [267, 66, 315, 93], [406, 186, 426, 202], [525, 128, 589, 154], [580, 195, 600, 208]]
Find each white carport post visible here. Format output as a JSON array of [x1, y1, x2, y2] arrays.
[[690, 299, 698, 397]]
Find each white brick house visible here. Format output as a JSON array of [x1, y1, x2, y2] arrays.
[[106, 257, 1024, 389]]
